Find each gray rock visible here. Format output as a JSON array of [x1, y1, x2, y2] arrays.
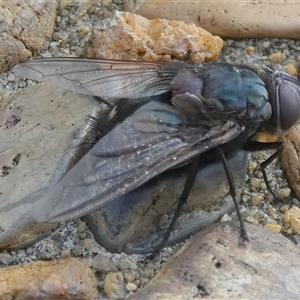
[[92, 253, 118, 273], [129, 221, 300, 300], [0, 83, 104, 249], [0, 253, 13, 266]]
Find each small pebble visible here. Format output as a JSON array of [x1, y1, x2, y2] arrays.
[[252, 195, 264, 206], [129, 262, 138, 270], [0, 253, 13, 265], [78, 221, 87, 233], [119, 261, 130, 270], [285, 63, 298, 77], [134, 279, 141, 287], [260, 182, 267, 190], [36, 250, 52, 260], [123, 272, 136, 283], [257, 171, 264, 179], [126, 282, 138, 292], [142, 268, 153, 278], [246, 46, 255, 55], [60, 9, 69, 16], [78, 25, 90, 35], [104, 272, 127, 300], [79, 232, 87, 239], [262, 40, 271, 48], [102, 0, 112, 7], [83, 238, 99, 253], [26, 247, 34, 255], [277, 188, 291, 199], [250, 178, 260, 189], [61, 249, 71, 259], [268, 52, 283, 63], [283, 206, 300, 234], [248, 161, 257, 174], [280, 204, 290, 213], [264, 223, 281, 233], [246, 216, 259, 225], [93, 253, 118, 273], [7, 73, 15, 81], [267, 205, 277, 216], [221, 213, 232, 222], [140, 276, 151, 285]]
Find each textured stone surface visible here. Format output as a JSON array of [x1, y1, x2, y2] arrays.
[[128, 222, 300, 300], [87, 11, 223, 62], [281, 126, 300, 200], [0, 257, 98, 300], [0, 1, 56, 72], [0, 84, 104, 249], [124, 0, 300, 39]]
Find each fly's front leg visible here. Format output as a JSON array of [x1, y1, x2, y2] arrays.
[[243, 141, 285, 200]]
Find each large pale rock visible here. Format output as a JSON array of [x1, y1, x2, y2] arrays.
[[129, 222, 300, 300], [0, 1, 57, 72], [87, 11, 223, 63], [281, 126, 300, 199], [0, 84, 104, 249], [0, 257, 98, 300], [124, 0, 300, 39]]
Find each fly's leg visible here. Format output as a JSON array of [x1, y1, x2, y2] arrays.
[[150, 155, 201, 257], [260, 150, 282, 199], [217, 148, 249, 243], [243, 141, 285, 200]]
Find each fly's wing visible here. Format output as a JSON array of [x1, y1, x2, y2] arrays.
[[12, 57, 188, 99], [35, 101, 243, 223]]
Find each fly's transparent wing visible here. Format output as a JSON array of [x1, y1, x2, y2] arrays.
[[12, 57, 187, 98], [35, 101, 242, 223]]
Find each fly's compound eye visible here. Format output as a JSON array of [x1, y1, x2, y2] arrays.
[[268, 70, 300, 132]]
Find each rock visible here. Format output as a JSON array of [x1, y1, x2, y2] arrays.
[[0, 1, 57, 72], [0, 83, 105, 250], [0, 253, 13, 266], [87, 11, 223, 63], [104, 272, 127, 300], [0, 257, 98, 300], [124, 0, 300, 39], [92, 253, 118, 273], [264, 223, 281, 233], [283, 206, 300, 234], [281, 126, 300, 199], [285, 64, 298, 77], [128, 222, 300, 300], [126, 282, 138, 292]]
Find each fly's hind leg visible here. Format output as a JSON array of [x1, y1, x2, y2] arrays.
[[217, 147, 249, 243], [150, 155, 201, 257]]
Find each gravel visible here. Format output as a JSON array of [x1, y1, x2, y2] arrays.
[[1, 1, 300, 299]]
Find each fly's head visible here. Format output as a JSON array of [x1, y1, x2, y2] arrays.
[[264, 65, 300, 134]]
